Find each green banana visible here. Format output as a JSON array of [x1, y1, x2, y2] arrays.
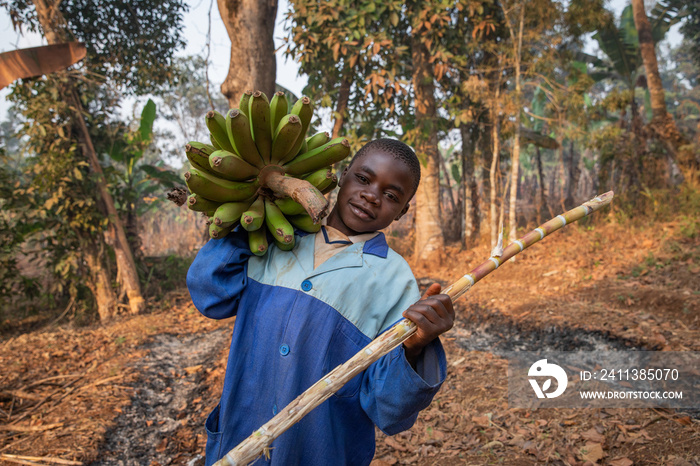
[[212, 200, 253, 228], [224, 109, 241, 154], [269, 91, 289, 138], [186, 142, 217, 174], [210, 133, 222, 151], [248, 227, 268, 256], [239, 90, 253, 116], [206, 110, 236, 153], [187, 193, 223, 213], [248, 91, 272, 164], [209, 222, 234, 239], [287, 213, 321, 233], [274, 197, 306, 216], [209, 149, 260, 181], [272, 237, 295, 251], [303, 168, 334, 191], [278, 97, 313, 164], [291, 96, 313, 137], [264, 198, 295, 247], [321, 174, 338, 194], [306, 132, 330, 152], [270, 114, 303, 164], [187, 141, 216, 156], [185, 167, 259, 203], [283, 138, 351, 176], [226, 109, 264, 168], [241, 196, 265, 232]]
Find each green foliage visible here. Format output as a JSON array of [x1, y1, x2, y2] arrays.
[[0, 0, 189, 320], [2, 74, 105, 312], [675, 1, 700, 67], [283, 0, 413, 141], [102, 98, 182, 212]]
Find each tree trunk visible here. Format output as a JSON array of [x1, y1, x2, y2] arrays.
[[631, 0, 680, 137], [83, 239, 117, 322], [218, 0, 278, 107], [488, 68, 503, 251], [32, 0, 144, 316], [460, 123, 479, 246], [506, 1, 524, 246], [410, 26, 444, 264], [72, 91, 145, 314], [332, 72, 352, 139], [631, 0, 685, 184], [556, 129, 566, 210], [489, 108, 500, 250], [564, 140, 580, 209], [534, 146, 550, 223], [438, 150, 456, 215]]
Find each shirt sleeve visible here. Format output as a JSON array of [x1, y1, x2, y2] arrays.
[[359, 338, 446, 435], [358, 255, 448, 435], [186, 227, 253, 320]]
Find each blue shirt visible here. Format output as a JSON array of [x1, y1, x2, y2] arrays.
[[187, 228, 447, 465]]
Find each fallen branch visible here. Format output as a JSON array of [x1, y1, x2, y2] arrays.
[[215, 191, 614, 466], [0, 423, 64, 433], [0, 454, 82, 465]]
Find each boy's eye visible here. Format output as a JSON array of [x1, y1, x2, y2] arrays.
[[386, 192, 398, 202], [356, 174, 368, 183]]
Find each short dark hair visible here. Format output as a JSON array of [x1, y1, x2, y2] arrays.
[[349, 138, 421, 196]]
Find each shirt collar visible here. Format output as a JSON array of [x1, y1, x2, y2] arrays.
[[295, 220, 389, 259]]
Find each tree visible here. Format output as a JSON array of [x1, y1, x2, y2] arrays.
[[406, 0, 448, 263], [218, 0, 278, 106], [283, 0, 412, 148], [284, 0, 449, 262], [501, 0, 525, 246], [631, 0, 685, 154], [3, 0, 187, 319], [587, 2, 686, 193]]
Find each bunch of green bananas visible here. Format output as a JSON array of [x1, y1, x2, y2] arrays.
[[183, 90, 350, 255]]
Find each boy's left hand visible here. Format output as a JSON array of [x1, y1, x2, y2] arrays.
[[402, 283, 455, 365]]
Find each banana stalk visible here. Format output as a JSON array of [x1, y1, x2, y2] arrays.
[[258, 166, 329, 223], [213, 191, 614, 466]]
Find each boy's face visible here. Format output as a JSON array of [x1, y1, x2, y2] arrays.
[[327, 150, 415, 236]]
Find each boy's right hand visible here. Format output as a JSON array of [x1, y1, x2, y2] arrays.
[[401, 283, 455, 365]]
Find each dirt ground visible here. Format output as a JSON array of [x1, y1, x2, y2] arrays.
[[1, 215, 698, 466]]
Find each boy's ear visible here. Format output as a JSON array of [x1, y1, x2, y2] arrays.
[[395, 203, 410, 221], [337, 166, 349, 186]]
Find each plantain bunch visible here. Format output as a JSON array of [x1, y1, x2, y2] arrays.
[[183, 90, 350, 255]]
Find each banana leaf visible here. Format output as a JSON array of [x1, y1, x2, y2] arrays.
[[0, 42, 86, 89]]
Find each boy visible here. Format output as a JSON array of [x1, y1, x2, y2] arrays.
[[187, 138, 454, 465]]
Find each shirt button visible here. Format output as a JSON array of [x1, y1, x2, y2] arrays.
[[301, 280, 312, 291], [279, 344, 290, 356]]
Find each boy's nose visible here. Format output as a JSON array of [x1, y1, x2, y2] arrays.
[[360, 189, 379, 205]]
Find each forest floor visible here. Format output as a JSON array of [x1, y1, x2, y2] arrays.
[[0, 212, 699, 466]]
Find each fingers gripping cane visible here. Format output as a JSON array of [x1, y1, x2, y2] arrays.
[[214, 191, 614, 466]]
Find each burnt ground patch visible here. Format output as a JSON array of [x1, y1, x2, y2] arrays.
[[88, 328, 230, 466], [452, 303, 647, 355]]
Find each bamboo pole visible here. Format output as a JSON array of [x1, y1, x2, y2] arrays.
[[215, 191, 614, 466]]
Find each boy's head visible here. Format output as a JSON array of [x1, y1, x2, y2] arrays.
[[327, 138, 421, 236]]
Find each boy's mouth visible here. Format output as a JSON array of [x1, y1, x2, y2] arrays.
[[349, 202, 375, 220]]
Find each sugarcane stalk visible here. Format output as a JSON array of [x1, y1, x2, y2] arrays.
[[215, 191, 614, 466]]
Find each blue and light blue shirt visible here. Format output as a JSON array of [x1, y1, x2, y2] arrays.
[[187, 227, 447, 465]]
